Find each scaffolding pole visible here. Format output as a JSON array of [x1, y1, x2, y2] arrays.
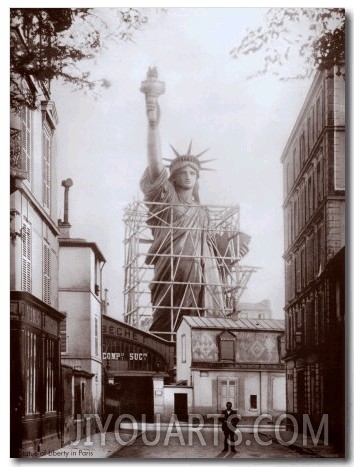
[[123, 200, 257, 341]]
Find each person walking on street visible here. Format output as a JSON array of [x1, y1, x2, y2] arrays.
[[219, 402, 240, 453]]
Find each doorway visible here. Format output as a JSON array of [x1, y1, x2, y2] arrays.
[[174, 393, 188, 422]]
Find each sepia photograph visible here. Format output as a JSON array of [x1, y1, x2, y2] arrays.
[[7, 3, 348, 461]]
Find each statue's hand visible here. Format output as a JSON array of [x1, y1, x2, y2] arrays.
[[146, 99, 160, 127]]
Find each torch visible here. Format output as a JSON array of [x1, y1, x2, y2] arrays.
[[140, 67, 165, 124]]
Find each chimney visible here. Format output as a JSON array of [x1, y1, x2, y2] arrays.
[[102, 288, 109, 315], [58, 178, 73, 238]]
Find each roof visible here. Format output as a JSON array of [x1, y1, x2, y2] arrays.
[[59, 237, 106, 262], [181, 316, 284, 331], [239, 300, 271, 312]]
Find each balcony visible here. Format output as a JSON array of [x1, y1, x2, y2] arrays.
[[10, 118, 27, 193]]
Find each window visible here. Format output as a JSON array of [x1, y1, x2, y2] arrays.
[[44, 338, 56, 412], [316, 223, 324, 276], [300, 133, 306, 168], [294, 200, 298, 238], [181, 334, 186, 363], [21, 107, 32, 184], [250, 395, 258, 410], [306, 234, 314, 282], [317, 158, 323, 202], [94, 316, 99, 356], [295, 251, 301, 293], [22, 220, 32, 293], [23, 329, 39, 414], [300, 246, 306, 289], [316, 94, 323, 137], [218, 331, 236, 361], [306, 300, 314, 345], [294, 147, 299, 179], [296, 307, 302, 329], [60, 313, 67, 353], [43, 242, 51, 304], [42, 122, 52, 211], [308, 175, 313, 218], [218, 378, 238, 411], [81, 383, 85, 402]]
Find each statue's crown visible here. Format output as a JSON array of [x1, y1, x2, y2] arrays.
[[163, 140, 215, 174]]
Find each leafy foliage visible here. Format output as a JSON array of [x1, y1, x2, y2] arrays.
[[10, 8, 149, 111], [230, 8, 345, 80]]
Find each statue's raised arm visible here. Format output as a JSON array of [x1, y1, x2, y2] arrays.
[[140, 67, 165, 181]]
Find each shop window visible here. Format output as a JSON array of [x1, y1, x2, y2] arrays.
[[23, 329, 39, 414], [44, 338, 56, 412]]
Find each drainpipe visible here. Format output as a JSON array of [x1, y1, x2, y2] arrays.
[[99, 260, 106, 419]]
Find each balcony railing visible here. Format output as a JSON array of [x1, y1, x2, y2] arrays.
[[10, 127, 27, 182]]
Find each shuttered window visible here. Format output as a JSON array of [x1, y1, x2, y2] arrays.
[[43, 242, 51, 305], [42, 122, 52, 211], [21, 107, 32, 184], [22, 220, 32, 292], [60, 313, 67, 353], [95, 316, 99, 356], [220, 340, 234, 361], [218, 378, 238, 411]]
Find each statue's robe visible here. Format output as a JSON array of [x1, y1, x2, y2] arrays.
[[140, 168, 225, 336]]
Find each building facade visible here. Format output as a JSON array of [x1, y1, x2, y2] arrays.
[[281, 67, 345, 449], [10, 27, 63, 456], [176, 316, 286, 422], [230, 299, 272, 320], [58, 235, 106, 442], [102, 316, 175, 424]]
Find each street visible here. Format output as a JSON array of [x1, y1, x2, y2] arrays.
[[110, 428, 318, 459]]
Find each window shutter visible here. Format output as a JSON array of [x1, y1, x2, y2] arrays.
[[218, 377, 239, 411], [42, 123, 51, 210], [94, 316, 99, 356], [21, 107, 32, 183], [22, 221, 32, 292], [43, 243, 51, 304], [60, 313, 67, 353]]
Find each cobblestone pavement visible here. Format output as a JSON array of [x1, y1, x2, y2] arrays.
[[110, 428, 320, 459]]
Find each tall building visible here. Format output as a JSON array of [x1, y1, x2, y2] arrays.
[[10, 27, 63, 456], [281, 67, 345, 450], [58, 231, 106, 443]]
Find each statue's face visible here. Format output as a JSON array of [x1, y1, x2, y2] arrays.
[[173, 166, 198, 190]]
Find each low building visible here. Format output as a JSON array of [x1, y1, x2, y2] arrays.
[[102, 316, 175, 424], [231, 299, 272, 320], [175, 316, 286, 422]]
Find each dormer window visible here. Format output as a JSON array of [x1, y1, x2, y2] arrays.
[[218, 330, 236, 362]]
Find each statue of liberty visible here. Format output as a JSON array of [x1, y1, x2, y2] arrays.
[[139, 68, 248, 337]]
